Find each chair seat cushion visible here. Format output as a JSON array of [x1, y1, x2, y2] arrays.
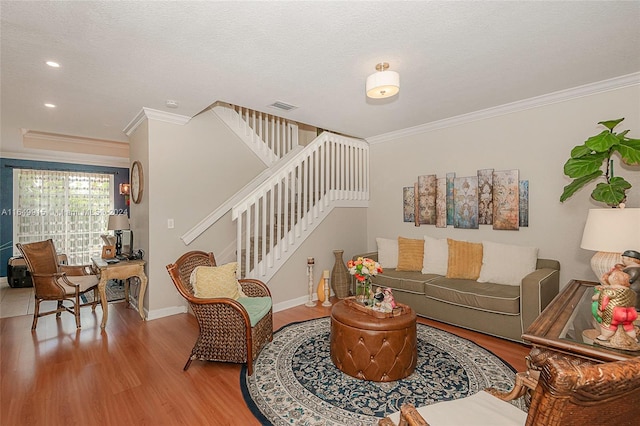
[[238, 297, 272, 326], [386, 391, 526, 425], [64, 274, 99, 294]]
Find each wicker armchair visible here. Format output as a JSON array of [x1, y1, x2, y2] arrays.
[[16, 239, 99, 330], [166, 251, 273, 375], [379, 355, 640, 426]]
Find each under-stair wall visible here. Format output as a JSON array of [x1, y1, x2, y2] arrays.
[[233, 132, 369, 282]]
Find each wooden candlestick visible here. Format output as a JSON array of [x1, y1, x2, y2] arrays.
[[322, 269, 331, 307], [305, 257, 316, 307]]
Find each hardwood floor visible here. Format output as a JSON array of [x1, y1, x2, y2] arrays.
[[0, 298, 530, 425]]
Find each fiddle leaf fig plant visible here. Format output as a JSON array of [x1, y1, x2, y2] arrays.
[[560, 118, 640, 207]]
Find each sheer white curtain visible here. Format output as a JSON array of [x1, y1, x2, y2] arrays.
[[13, 169, 114, 264]]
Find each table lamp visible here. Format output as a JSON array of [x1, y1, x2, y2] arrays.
[[107, 214, 130, 257], [580, 208, 640, 283]]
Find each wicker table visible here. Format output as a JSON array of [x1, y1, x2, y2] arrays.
[[330, 299, 417, 382]]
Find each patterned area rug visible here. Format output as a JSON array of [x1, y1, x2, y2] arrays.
[[242, 317, 525, 426], [81, 279, 125, 303]]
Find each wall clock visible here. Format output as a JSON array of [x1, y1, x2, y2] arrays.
[[130, 160, 144, 204]]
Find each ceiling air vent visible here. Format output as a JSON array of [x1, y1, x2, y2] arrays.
[[269, 101, 298, 112]]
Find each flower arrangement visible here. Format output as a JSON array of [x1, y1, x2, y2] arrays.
[[347, 257, 383, 305]]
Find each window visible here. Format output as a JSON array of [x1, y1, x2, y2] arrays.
[[13, 169, 115, 264]]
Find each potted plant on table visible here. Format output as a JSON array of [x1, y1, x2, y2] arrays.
[[560, 118, 640, 207]]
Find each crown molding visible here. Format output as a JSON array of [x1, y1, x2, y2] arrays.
[[22, 129, 128, 151], [0, 150, 130, 168], [123, 107, 191, 136], [366, 72, 640, 145]]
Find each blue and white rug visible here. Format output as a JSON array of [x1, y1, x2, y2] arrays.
[[241, 317, 525, 425]]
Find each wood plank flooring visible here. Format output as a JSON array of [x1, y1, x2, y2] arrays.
[[0, 298, 530, 425]]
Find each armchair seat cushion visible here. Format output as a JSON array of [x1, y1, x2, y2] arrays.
[[386, 391, 526, 426], [64, 275, 100, 294], [238, 297, 272, 326]]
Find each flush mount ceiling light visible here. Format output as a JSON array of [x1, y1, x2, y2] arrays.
[[44, 103, 56, 108], [46, 61, 60, 68], [366, 62, 400, 99]]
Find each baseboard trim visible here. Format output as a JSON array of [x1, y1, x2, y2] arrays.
[[146, 305, 188, 321]]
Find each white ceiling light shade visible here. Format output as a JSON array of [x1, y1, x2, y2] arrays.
[[366, 62, 400, 99]]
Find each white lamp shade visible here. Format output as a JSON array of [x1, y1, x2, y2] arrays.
[[580, 208, 640, 253], [581, 208, 640, 283], [366, 70, 400, 99], [107, 214, 130, 231]]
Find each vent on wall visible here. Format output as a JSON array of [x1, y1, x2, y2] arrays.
[[269, 101, 298, 112]]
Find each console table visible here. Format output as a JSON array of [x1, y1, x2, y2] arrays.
[[92, 258, 147, 328], [493, 279, 636, 402]]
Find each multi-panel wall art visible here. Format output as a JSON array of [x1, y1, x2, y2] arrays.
[[403, 169, 529, 230]]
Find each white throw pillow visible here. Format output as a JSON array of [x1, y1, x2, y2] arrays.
[[376, 237, 398, 269], [477, 241, 539, 286], [422, 235, 449, 276]]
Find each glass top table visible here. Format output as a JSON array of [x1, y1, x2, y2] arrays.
[[522, 279, 637, 363]]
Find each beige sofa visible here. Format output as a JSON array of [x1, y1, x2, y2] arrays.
[[352, 247, 560, 342]]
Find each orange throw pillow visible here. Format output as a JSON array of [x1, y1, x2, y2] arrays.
[[396, 237, 424, 271], [446, 239, 483, 280]]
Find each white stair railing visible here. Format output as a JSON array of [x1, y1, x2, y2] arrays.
[[212, 103, 298, 166], [232, 132, 369, 282]]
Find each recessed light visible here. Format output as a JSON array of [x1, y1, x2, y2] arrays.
[[44, 103, 56, 108], [46, 61, 60, 68]]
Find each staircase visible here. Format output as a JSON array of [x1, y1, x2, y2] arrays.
[[181, 103, 369, 283]]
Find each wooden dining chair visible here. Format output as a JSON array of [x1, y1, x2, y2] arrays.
[[16, 239, 100, 329]]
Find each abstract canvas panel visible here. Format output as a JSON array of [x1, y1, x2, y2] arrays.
[[519, 180, 529, 227], [446, 172, 455, 226], [418, 175, 437, 225], [493, 170, 519, 230], [477, 169, 493, 225], [403, 186, 415, 223], [453, 176, 479, 229], [436, 177, 447, 228], [414, 182, 420, 227]]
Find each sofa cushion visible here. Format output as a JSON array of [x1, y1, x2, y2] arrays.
[[478, 241, 539, 286], [446, 239, 483, 280], [425, 276, 520, 315], [422, 235, 448, 275], [371, 269, 439, 294], [396, 237, 425, 272], [376, 237, 399, 269]]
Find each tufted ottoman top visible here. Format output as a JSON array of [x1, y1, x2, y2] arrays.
[[331, 299, 416, 330]]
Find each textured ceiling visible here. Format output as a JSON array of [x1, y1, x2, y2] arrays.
[[1, 1, 639, 155]]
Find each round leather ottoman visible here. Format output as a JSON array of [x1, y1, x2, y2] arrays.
[[330, 299, 417, 382]]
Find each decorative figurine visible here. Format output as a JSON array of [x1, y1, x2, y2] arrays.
[[373, 287, 385, 306], [382, 288, 397, 311], [592, 264, 640, 351]]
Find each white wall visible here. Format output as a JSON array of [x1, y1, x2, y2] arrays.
[[267, 207, 367, 308], [367, 85, 640, 288]]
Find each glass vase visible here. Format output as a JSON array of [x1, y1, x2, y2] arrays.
[[356, 278, 373, 306]]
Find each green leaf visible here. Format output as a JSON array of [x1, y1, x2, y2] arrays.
[[585, 130, 619, 152], [617, 138, 640, 165], [559, 171, 602, 202], [597, 118, 624, 131], [563, 154, 606, 178], [591, 177, 632, 206], [570, 144, 592, 159]]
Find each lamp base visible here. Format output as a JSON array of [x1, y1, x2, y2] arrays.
[[590, 251, 622, 284]]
